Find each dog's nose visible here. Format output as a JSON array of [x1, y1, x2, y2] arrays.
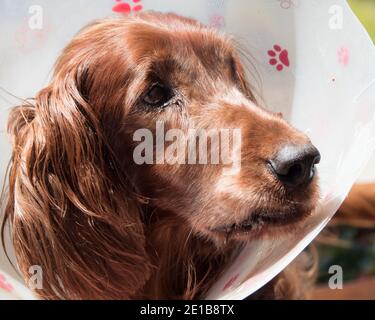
[[269, 143, 320, 188]]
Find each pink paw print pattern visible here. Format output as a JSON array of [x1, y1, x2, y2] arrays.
[[337, 46, 349, 66], [209, 0, 225, 7], [112, 0, 143, 14], [15, 19, 51, 53], [0, 273, 14, 293], [278, 0, 298, 9], [209, 15, 225, 28], [268, 44, 290, 71], [222, 273, 239, 291]]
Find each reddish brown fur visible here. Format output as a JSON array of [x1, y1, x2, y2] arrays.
[[1, 12, 319, 299]]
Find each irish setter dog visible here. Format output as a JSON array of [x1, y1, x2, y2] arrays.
[[1, 12, 322, 299]]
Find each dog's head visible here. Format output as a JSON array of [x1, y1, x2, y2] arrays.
[[3, 12, 320, 299], [81, 12, 318, 243]]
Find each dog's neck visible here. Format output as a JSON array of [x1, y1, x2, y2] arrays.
[[141, 208, 237, 299]]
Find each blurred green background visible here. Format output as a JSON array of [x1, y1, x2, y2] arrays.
[[316, 0, 375, 293], [349, 0, 375, 41]]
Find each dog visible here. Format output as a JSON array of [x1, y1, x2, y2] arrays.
[[1, 12, 321, 299]]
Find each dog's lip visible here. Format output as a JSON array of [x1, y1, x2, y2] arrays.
[[212, 218, 254, 234], [211, 207, 309, 235]]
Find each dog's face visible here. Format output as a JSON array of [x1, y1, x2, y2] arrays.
[[59, 13, 320, 245]]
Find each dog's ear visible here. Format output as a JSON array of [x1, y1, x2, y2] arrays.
[[232, 52, 257, 103], [2, 59, 152, 299]]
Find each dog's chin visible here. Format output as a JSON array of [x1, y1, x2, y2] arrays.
[[207, 205, 316, 244]]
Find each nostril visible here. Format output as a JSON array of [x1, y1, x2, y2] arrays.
[[269, 161, 304, 186], [284, 163, 303, 182], [269, 143, 320, 188], [312, 153, 321, 166]]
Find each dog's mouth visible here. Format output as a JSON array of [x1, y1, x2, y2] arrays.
[[210, 207, 311, 238]]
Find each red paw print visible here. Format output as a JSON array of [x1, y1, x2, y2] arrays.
[[222, 273, 239, 291], [112, 0, 143, 14], [268, 44, 290, 71], [0, 273, 14, 293]]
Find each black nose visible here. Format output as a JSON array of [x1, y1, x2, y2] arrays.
[[269, 143, 320, 188]]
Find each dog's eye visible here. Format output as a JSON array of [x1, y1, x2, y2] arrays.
[[143, 84, 172, 107]]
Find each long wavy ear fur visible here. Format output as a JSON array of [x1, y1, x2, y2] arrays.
[[1, 60, 152, 299]]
